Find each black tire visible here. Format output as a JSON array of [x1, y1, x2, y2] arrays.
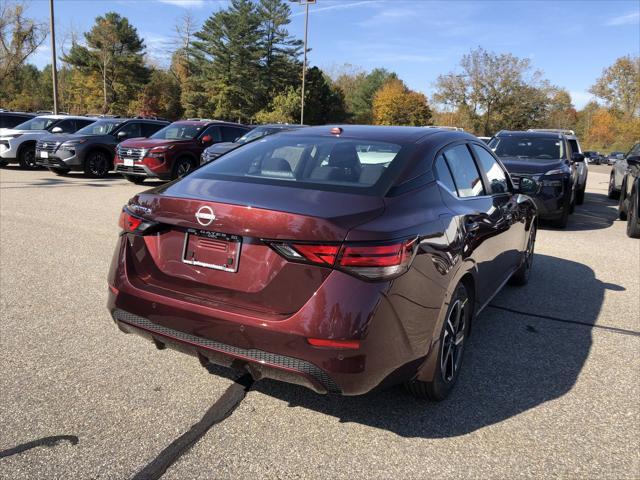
[[576, 187, 585, 205], [510, 220, 536, 286], [48, 167, 69, 176], [172, 157, 195, 180], [84, 150, 112, 178], [551, 203, 570, 228], [18, 145, 38, 169], [124, 175, 145, 185], [405, 283, 472, 401], [618, 179, 628, 220], [608, 173, 619, 199], [0, 160, 8, 168], [627, 189, 640, 238]]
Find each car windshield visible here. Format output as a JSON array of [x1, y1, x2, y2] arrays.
[[190, 134, 405, 194], [151, 123, 204, 140], [489, 136, 564, 160], [76, 120, 122, 135], [13, 117, 57, 131], [237, 127, 281, 144]]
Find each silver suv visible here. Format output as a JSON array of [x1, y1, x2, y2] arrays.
[[0, 115, 97, 169]]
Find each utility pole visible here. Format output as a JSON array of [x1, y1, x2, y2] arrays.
[[290, 0, 314, 125], [49, 0, 59, 114]]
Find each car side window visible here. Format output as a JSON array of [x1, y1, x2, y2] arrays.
[[435, 155, 457, 195], [629, 143, 640, 156], [55, 119, 77, 133], [76, 119, 95, 129], [142, 123, 164, 137], [443, 144, 485, 198], [117, 122, 142, 139], [567, 139, 580, 155], [202, 126, 222, 142], [471, 144, 509, 195], [221, 127, 245, 142]]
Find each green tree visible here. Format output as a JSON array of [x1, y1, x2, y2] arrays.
[[590, 55, 640, 117], [63, 12, 148, 114], [255, 86, 299, 124], [333, 66, 397, 123], [372, 78, 432, 126], [303, 67, 349, 125], [129, 69, 183, 120]]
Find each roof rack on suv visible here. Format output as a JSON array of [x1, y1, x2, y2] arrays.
[[185, 118, 223, 122], [423, 125, 465, 131], [134, 115, 169, 121], [527, 128, 575, 136]]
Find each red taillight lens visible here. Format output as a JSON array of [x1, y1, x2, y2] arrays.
[[291, 244, 340, 265], [268, 238, 417, 280], [118, 210, 143, 233], [307, 338, 360, 349]]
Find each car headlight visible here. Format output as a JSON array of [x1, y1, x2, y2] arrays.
[[543, 169, 567, 176]]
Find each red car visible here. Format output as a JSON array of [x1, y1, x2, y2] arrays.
[[114, 119, 250, 183], [108, 126, 537, 399]]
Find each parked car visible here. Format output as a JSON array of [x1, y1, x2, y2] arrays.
[[0, 110, 35, 130], [200, 124, 304, 165], [583, 151, 603, 165], [0, 115, 97, 169], [34, 117, 169, 177], [114, 120, 249, 183], [608, 148, 635, 199], [489, 129, 583, 227], [107, 126, 537, 400], [607, 151, 625, 165], [617, 143, 640, 237]]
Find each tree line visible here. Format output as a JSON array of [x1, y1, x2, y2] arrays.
[[1, 0, 638, 152]]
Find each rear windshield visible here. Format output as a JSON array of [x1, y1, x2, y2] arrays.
[[76, 120, 122, 135], [489, 136, 565, 160], [13, 117, 57, 131], [151, 123, 204, 140], [190, 134, 406, 194]]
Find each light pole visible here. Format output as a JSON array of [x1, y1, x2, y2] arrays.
[[290, 0, 314, 125], [49, 0, 59, 114]]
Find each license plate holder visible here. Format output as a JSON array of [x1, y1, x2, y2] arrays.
[[40, 151, 48, 158], [182, 229, 241, 273], [124, 158, 134, 167]]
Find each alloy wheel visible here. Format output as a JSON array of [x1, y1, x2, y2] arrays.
[[440, 295, 468, 383], [89, 153, 109, 177], [24, 150, 37, 169], [176, 160, 192, 177]]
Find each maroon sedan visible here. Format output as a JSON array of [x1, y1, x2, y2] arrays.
[[107, 126, 537, 400]]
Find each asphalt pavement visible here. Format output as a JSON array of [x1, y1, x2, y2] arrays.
[[0, 164, 638, 479]]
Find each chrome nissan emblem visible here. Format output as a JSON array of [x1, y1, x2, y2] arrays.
[[43, 143, 48, 148], [195, 206, 215, 226], [127, 149, 132, 156]]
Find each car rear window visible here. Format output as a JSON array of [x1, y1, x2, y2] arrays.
[[189, 134, 406, 195]]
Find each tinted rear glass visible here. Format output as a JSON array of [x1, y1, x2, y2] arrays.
[[190, 134, 406, 195]]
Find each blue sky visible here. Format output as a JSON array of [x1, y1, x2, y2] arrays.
[[26, 0, 640, 109]]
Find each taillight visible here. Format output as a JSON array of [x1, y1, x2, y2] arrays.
[[307, 338, 360, 349], [268, 238, 417, 280], [118, 209, 143, 233]]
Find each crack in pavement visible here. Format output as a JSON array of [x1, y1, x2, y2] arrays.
[[489, 304, 640, 337], [132, 373, 254, 480]]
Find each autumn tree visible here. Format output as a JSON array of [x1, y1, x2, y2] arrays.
[[63, 12, 148, 114], [590, 55, 640, 117], [333, 65, 397, 123], [255, 86, 299, 123], [129, 69, 183, 120], [372, 79, 431, 126], [0, 1, 47, 83]]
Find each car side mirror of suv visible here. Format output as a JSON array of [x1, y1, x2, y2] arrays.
[[117, 131, 127, 140], [201, 135, 213, 145], [571, 152, 585, 162], [627, 155, 640, 166], [51, 126, 63, 134]]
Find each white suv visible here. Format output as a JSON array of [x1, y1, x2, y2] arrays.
[[0, 115, 97, 169]]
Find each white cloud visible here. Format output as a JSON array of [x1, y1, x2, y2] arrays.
[[604, 11, 639, 26], [158, 0, 206, 8], [570, 91, 596, 109]]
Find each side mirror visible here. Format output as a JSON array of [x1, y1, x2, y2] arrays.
[[571, 152, 585, 162], [51, 126, 63, 134], [517, 177, 538, 194], [117, 131, 127, 140], [201, 135, 212, 144], [627, 155, 640, 166]]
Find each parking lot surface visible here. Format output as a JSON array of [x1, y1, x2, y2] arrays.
[[1, 164, 639, 479]]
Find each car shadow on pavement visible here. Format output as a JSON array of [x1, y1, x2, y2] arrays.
[[248, 253, 625, 438], [548, 192, 620, 231]]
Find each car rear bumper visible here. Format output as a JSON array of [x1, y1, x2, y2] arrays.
[[107, 236, 438, 395]]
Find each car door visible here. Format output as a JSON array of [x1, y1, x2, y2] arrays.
[[436, 142, 517, 305]]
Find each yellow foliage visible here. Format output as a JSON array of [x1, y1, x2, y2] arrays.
[[372, 79, 432, 126]]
